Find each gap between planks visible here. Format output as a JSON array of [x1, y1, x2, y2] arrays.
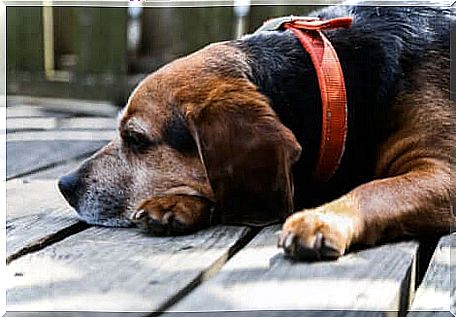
[[170, 225, 420, 317], [408, 234, 455, 316], [6, 150, 98, 181], [149, 226, 261, 317], [6, 137, 108, 180], [6, 221, 90, 264], [6, 225, 260, 313], [7, 105, 115, 180], [6, 180, 92, 263]]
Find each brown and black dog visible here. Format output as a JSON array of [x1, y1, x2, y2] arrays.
[[58, 4, 456, 260]]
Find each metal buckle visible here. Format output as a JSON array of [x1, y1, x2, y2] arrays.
[[254, 16, 319, 34]]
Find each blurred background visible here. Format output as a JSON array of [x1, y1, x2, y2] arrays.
[[7, 5, 324, 108], [6, 4, 340, 183]]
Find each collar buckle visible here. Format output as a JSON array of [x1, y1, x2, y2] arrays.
[[254, 16, 319, 34]]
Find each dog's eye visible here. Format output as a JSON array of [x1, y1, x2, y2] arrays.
[[121, 129, 153, 151]]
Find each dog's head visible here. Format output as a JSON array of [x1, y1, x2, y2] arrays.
[[58, 43, 301, 229]]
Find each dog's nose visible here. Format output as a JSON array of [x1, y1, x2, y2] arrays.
[[58, 172, 80, 208]]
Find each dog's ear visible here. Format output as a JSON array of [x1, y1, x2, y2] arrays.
[[185, 80, 301, 225]]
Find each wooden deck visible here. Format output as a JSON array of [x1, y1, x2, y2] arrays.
[[5, 99, 455, 316]]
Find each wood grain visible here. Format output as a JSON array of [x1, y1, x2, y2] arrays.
[[7, 139, 107, 179], [7, 225, 253, 312], [408, 234, 455, 316], [7, 130, 115, 142], [24, 159, 84, 180], [171, 225, 419, 316], [6, 116, 117, 132], [7, 96, 118, 117], [7, 117, 116, 132], [7, 117, 58, 131], [57, 117, 117, 130], [6, 106, 66, 118]]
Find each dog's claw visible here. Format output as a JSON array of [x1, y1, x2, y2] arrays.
[[284, 232, 296, 250], [130, 205, 196, 236], [314, 232, 323, 250], [278, 232, 297, 256], [131, 209, 146, 220], [278, 230, 342, 261], [162, 211, 174, 225]]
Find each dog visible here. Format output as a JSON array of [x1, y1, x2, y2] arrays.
[[58, 4, 456, 261]]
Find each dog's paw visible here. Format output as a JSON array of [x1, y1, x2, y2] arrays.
[[278, 199, 362, 261], [130, 195, 212, 236]]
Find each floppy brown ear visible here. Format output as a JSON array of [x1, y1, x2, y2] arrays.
[[185, 80, 301, 225]]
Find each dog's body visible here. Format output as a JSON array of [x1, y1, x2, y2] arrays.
[[59, 4, 456, 260]]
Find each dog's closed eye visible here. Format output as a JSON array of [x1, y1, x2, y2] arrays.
[[120, 119, 159, 153], [122, 129, 154, 150]]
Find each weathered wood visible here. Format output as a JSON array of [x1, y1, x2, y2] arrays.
[[7, 96, 118, 117], [171, 225, 419, 316], [7, 130, 115, 142], [5, 312, 141, 317], [6, 180, 86, 261], [408, 234, 455, 317], [25, 159, 84, 180], [57, 117, 117, 130], [6, 105, 67, 118], [7, 225, 253, 312], [7, 117, 116, 132], [7, 139, 107, 179], [7, 117, 58, 131]]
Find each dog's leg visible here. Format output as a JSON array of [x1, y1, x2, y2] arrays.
[[130, 195, 214, 235], [279, 74, 456, 260]]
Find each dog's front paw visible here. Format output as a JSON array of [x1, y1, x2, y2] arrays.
[[130, 195, 212, 236], [278, 199, 363, 261]]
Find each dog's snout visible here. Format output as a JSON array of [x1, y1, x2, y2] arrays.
[[58, 172, 80, 207]]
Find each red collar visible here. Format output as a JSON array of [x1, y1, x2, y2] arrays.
[[259, 16, 352, 182]]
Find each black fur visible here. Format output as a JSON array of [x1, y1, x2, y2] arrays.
[[228, 5, 454, 210], [163, 108, 198, 155]]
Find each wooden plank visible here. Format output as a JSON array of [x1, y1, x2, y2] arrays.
[[7, 130, 115, 142], [6, 139, 107, 179], [6, 180, 86, 262], [7, 117, 116, 132], [57, 117, 117, 130], [4, 312, 138, 317], [171, 225, 419, 315], [7, 117, 58, 131], [408, 234, 455, 316], [7, 96, 118, 117], [6, 225, 253, 312], [6, 106, 67, 118], [25, 159, 84, 180]]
